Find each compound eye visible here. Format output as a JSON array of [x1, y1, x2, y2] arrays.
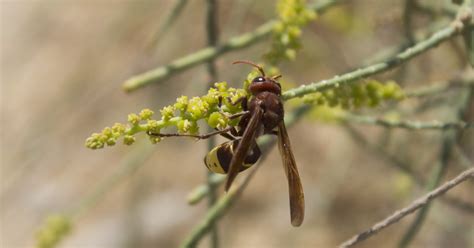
[[252, 77, 265, 83]]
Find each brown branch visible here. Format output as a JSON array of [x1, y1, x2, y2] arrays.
[[339, 167, 474, 248]]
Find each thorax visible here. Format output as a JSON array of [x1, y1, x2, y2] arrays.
[[248, 92, 284, 133]]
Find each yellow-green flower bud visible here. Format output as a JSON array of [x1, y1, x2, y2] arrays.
[[304, 10, 317, 20], [285, 49, 296, 60], [102, 127, 112, 137], [149, 136, 162, 144], [106, 138, 116, 146], [128, 113, 140, 126], [123, 135, 135, 145], [139, 109, 154, 120], [288, 26, 302, 38], [146, 119, 159, 131], [187, 97, 208, 120], [274, 22, 285, 32], [280, 33, 290, 45], [98, 133, 108, 143], [112, 123, 126, 134], [36, 214, 71, 248], [160, 106, 175, 121], [188, 121, 199, 135], [177, 119, 192, 133], [85, 136, 99, 149], [174, 96, 189, 112], [214, 81, 228, 92], [382, 81, 405, 100], [202, 89, 220, 105], [207, 112, 228, 129]]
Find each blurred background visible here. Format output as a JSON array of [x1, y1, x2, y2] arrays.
[[1, 0, 473, 247]]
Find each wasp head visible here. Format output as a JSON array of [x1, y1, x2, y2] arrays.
[[233, 60, 282, 96]]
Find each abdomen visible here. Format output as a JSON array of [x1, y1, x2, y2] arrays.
[[204, 140, 261, 174]]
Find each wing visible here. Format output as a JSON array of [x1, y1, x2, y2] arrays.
[[225, 106, 263, 191], [277, 122, 305, 227]]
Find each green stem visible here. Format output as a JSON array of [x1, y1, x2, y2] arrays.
[[343, 113, 474, 130], [122, 0, 346, 92], [405, 72, 474, 97], [403, 0, 417, 44], [147, 0, 189, 49], [282, 14, 471, 100], [205, 0, 220, 247]]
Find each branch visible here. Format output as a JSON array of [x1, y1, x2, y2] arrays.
[[344, 125, 474, 214], [404, 71, 474, 98], [339, 167, 474, 248], [205, 0, 220, 247], [122, 0, 346, 92], [453, 144, 474, 169], [343, 113, 474, 130], [398, 84, 473, 247], [146, 0, 189, 49], [398, 133, 453, 247], [402, 0, 416, 45], [282, 9, 472, 100]]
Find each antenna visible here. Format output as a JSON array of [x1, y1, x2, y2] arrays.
[[232, 60, 265, 77]]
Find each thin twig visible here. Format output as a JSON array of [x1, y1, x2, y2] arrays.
[[404, 72, 474, 98], [339, 167, 474, 248], [344, 125, 474, 214], [147, 0, 189, 49], [343, 113, 474, 130], [205, 0, 220, 247], [344, 125, 422, 178], [403, 0, 416, 45], [122, 0, 346, 92], [282, 9, 472, 100], [413, 0, 457, 17], [453, 144, 474, 169], [398, 133, 453, 247], [398, 85, 473, 247], [361, 20, 447, 67]]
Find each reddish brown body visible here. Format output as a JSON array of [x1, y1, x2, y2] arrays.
[[250, 92, 284, 134], [225, 61, 305, 227]]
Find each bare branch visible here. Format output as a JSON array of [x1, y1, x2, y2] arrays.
[[343, 113, 474, 130], [339, 167, 474, 248], [404, 71, 474, 98], [205, 0, 220, 247], [146, 0, 189, 49]]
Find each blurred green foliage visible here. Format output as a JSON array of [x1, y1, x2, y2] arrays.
[[36, 215, 72, 248], [264, 0, 317, 64]]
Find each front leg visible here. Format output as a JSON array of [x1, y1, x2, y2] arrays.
[[218, 96, 249, 120], [219, 96, 248, 110], [218, 126, 239, 140], [147, 126, 233, 140]]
